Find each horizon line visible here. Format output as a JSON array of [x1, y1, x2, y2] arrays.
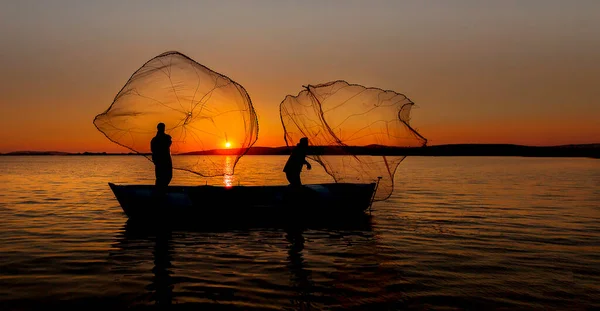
[[2, 142, 599, 155]]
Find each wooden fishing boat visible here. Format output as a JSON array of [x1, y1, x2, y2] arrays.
[[108, 182, 378, 220]]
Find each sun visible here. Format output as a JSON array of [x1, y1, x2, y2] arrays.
[[225, 141, 231, 148]]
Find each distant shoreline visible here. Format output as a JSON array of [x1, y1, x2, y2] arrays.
[[1, 144, 598, 158]]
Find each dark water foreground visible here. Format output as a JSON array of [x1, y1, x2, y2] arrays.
[[113, 217, 382, 310], [4, 215, 407, 310], [1, 156, 599, 310]]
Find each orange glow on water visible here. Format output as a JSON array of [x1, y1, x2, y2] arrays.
[[224, 155, 234, 188], [224, 174, 233, 188]]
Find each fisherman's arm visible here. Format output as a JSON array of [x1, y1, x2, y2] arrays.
[[305, 159, 311, 170]]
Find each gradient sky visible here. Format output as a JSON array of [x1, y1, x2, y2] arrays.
[[1, 0, 599, 152]]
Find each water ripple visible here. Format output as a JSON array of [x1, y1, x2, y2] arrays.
[[0, 156, 599, 310]]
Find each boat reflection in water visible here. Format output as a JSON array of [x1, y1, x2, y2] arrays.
[[148, 228, 174, 306], [285, 227, 315, 310], [108, 212, 402, 309], [109, 222, 176, 308]]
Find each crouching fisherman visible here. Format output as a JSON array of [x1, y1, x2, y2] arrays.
[[283, 137, 312, 186]]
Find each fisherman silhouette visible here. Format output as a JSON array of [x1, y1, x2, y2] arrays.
[[283, 137, 312, 186], [151, 123, 173, 190]]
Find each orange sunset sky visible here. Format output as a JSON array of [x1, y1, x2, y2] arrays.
[[1, 1, 599, 153]]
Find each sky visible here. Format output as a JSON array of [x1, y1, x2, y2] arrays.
[[1, 0, 599, 152]]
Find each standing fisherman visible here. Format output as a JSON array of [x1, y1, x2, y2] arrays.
[[151, 122, 173, 190]]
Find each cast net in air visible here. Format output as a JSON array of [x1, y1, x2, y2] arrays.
[[280, 80, 427, 201], [93, 51, 259, 177]]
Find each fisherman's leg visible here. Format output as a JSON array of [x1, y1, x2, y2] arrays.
[[164, 167, 173, 186], [286, 171, 301, 187], [155, 165, 170, 193], [155, 165, 162, 187], [157, 167, 171, 187], [153, 166, 168, 205]]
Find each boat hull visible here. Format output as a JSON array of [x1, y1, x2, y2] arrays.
[[108, 182, 377, 220]]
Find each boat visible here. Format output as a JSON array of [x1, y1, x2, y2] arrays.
[[93, 54, 414, 222], [108, 182, 378, 220]]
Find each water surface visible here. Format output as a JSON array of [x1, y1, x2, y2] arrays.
[[1, 156, 598, 310]]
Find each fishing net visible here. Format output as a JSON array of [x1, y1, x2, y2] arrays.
[[93, 51, 259, 177], [280, 80, 427, 200]]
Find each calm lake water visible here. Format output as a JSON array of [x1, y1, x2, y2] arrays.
[[1, 155, 599, 310]]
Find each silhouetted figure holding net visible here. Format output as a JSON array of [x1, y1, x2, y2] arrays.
[[283, 137, 312, 186], [151, 123, 172, 190], [279, 81, 428, 201], [93, 52, 259, 179]]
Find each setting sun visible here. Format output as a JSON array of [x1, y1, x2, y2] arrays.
[[225, 141, 231, 148]]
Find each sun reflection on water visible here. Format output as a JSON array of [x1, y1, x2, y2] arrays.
[[224, 156, 234, 187]]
